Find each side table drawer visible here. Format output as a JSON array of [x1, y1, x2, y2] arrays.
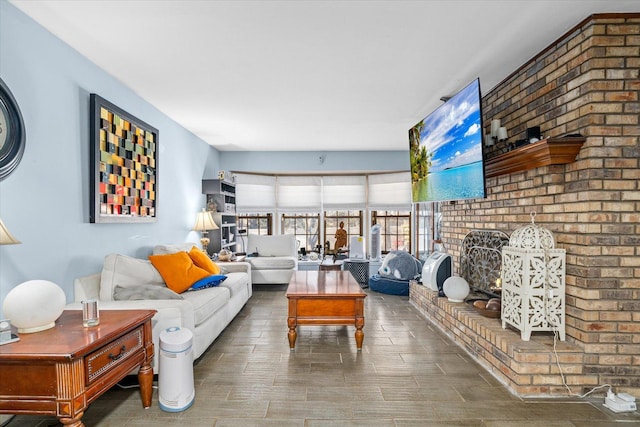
[[85, 327, 144, 384]]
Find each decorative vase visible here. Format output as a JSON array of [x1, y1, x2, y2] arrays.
[[442, 276, 470, 302], [2, 280, 66, 333]]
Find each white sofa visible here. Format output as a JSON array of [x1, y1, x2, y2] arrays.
[[245, 235, 298, 284], [66, 243, 252, 371]]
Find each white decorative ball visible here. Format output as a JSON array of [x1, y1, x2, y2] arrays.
[[2, 280, 67, 333], [443, 276, 470, 303]]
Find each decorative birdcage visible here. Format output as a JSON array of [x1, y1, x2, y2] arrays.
[[501, 212, 566, 341]]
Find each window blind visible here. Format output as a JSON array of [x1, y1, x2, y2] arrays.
[[234, 173, 277, 213], [234, 172, 411, 212], [322, 175, 366, 210], [367, 171, 412, 210], [277, 176, 322, 212]]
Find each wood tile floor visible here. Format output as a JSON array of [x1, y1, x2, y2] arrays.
[[7, 285, 640, 426]]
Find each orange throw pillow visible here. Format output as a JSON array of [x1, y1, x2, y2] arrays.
[[149, 251, 211, 293], [188, 247, 221, 275]]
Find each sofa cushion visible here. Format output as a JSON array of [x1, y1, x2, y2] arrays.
[[149, 252, 211, 294], [100, 254, 166, 301], [181, 286, 230, 326], [218, 272, 248, 297], [249, 256, 296, 270], [189, 274, 227, 290], [113, 284, 183, 301], [247, 235, 297, 257], [188, 247, 221, 275], [153, 243, 199, 255]]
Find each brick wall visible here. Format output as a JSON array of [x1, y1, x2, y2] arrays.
[[410, 283, 594, 397], [437, 14, 640, 395]]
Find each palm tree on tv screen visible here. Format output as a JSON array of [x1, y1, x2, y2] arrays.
[[409, 121, 433, 182]]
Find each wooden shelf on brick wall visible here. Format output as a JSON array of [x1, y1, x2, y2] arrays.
[[485, 136, 585, 178]]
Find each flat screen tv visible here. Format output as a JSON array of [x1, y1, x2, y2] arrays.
[[408, 78, 486, 203]]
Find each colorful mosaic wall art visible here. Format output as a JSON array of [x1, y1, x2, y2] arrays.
[[90, 94, 158, 223]]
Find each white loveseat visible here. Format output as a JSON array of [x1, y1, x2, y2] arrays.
[[66, 243, 252, 370], [245, 234, 298, 284]]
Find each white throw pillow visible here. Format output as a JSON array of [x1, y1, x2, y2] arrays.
[[152, 243, 199, 255], [100, 253, 165, 301]]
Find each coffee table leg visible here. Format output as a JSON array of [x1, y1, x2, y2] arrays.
[[287, 317, 297, 350], [355, 297, 365, 350], [355, 317, 364, 350]]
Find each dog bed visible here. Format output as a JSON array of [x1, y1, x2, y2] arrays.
[[368, 274, 409, 296]]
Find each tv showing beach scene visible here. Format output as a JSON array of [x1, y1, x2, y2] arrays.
[[408, 78, 486, 203]]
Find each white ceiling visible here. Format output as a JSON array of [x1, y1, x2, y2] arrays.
[[10, 1, 640, 152]]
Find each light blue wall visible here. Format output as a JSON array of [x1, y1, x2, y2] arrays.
[[220, 150, 408, 174], [0, 2, 218, 311]]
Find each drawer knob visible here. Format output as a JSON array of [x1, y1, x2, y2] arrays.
[[108, 345, 126, 360]]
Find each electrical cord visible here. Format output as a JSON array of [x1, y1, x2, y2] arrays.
[[531, 211, 611, 400], [116, 382, 158, 390], [551, 328, 612, 398]]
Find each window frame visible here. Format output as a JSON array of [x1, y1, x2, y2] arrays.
[[281, 213, 321, 253], [323, 210, 363, 254], [236, 213, 273, 236], [371, 210, 412, 254]]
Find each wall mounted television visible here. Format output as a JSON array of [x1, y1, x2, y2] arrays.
[[408, 78, 486, 203]]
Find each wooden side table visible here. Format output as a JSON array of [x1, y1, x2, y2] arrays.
[[0, 309, 156, 427]]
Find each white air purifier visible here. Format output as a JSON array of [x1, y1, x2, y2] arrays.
[[370, 224, 381, 261], [350, 236, 365, 259], [421, 251, 452, 296], [158, 326, 195, 412]]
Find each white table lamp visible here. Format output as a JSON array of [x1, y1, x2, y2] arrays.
[[3, 280, 67, 333], [192, 209, 219, 253]]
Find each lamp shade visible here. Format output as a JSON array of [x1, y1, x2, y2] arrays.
[[2, 280, 66, 333], [0, 218, 20, 245], [192, 209, 219, 231]]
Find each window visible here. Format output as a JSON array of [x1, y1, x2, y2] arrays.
[[237, 213, 272, 236], [324, 210, 363, 253], [372, 210, 411, 253], [415, 203, 434, 260], [236, 213, 272, 254], [234, 172, 418, 257], [281, 213, 320, 252]]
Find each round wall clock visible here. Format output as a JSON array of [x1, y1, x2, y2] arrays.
[[0, 77, 26, 181]]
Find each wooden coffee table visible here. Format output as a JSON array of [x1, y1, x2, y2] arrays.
[[286, 270, 367, 350], [0, 309, 155, 427]]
